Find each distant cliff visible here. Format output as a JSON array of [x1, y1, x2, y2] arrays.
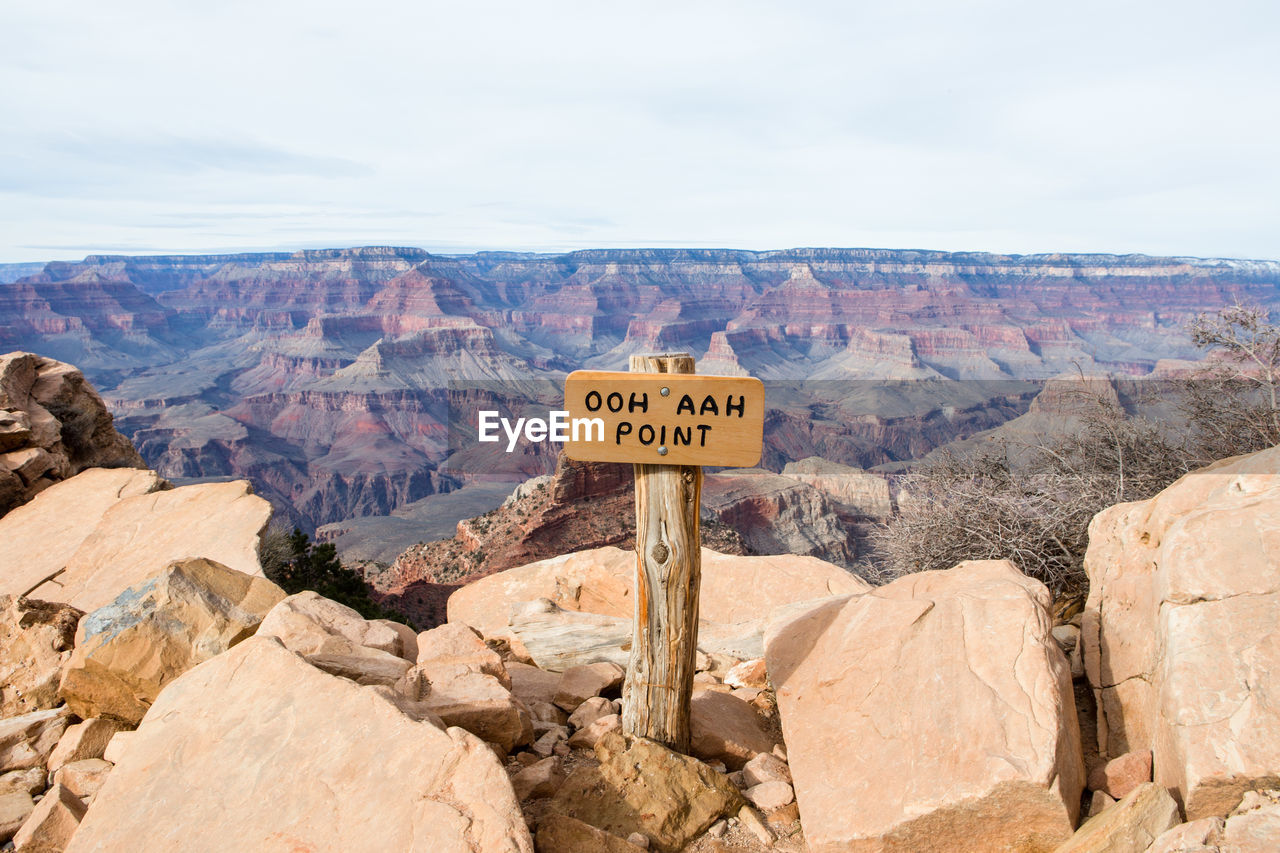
[[3, 245, 1277, 529]]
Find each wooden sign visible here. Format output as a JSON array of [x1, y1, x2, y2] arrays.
[[562, 370, 765, 467]]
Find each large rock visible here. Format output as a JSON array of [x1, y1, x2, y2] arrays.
[[66, 636, 533, 852], [403, 623, 530, 753], [0, 790, 33, 844], [407, 667, 532, 754], [257, 591, 413, 686], [550, 731, 743, 853], [1052, 782, 1180, 853], [0, 467, 166, 601], [535, 814, 648, 853], [447, 545, 868, 638], [689, 687, 776, 771], [0, 352, 145, 517], [58, 558, 285, 724], [415, 622, 509, 686], [766, 560, 1084, 853], [1082, 446, 1280, 819], [0, 708, 70, 774], [1219, 791, 1280, 852], [13, 782, 85, 851], [46, 718, 130, 774], [0, 595, 82, 716], [8, 477, 272, 612]]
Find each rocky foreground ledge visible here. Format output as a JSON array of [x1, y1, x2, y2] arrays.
[[2, 350, 1280, 851]]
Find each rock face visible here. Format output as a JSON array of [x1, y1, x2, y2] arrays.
[[0, 595, 82, 716], [779, 456, 892, 518], [7, 248, 1277, 532], [1082, 445, 1280, 819], [447, 545, 869, 640], [66, 636, 533, 852], [0, 352, 145, 516], [9, 477, 272, 612], [700, 468, 860, 565], [766, 560, 1083, 853], [59, 557, 285, 724]]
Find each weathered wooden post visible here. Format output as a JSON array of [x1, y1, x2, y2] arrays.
[[563, 353, 763, 753], [624, 352, 702, 751]]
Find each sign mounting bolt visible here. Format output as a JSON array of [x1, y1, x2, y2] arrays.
[[660, 386, 670, 397], [657, 446, 668, 456]]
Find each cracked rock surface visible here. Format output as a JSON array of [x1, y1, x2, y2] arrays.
[[1082, 444, 1280, 819], [765, 559, 1083, 852]]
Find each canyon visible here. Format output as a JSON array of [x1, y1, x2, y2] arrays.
[[3, 246, 1278, 542]]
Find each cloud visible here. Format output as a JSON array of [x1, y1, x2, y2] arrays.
[[1, 0, 1278, 262]]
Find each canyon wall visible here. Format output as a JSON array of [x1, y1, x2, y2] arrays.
[[3, 246, 1277, 531]]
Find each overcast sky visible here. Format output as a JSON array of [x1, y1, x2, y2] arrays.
[[2, 1, 1278, 263]]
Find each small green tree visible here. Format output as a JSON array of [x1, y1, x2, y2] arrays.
[[262, 525, 411, 625]]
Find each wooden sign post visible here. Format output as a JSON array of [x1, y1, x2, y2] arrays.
[[563, 353, 765, 753]]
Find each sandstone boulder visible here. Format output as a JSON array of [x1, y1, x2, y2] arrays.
[[1053, 782, 1180, 853], [59, 557, 285, 724], [46, 718, 129, 774], [567, 696, 615, 731], [0, 595, 82, 717], [1146, 817, 1224, 853], [448, 546, 868, 638], [257, 591, 412, 686], [416, 622, 509, 686], [507, 661, 560, 707], [742, 752, 791, 787], [1220, 792, 1280, 852], [745, 780, 794, 812], [554, 662, 624, 712], [535, 814, 648, 853], [13, 782, 85, 851], [0, 790, 34, 844], [567, 714, 620, 750], [1087, 750, 1152, 801], [689, 688, 776, 770], [12, 478, 272, 612], [1082, 446, 1280, 819], [404, 666, 532, 754], [511, 756, 565, 800], [53, 757, 112, 800], [550, 731, 743, 853], [377, 619, 419, 661], [66, 636, 533, 852], [0, 708, 70, 774], [766, 559, 1084, 852], [0, 352, 145, 517], [0, 767, 44, 797], [723, 658, 767, 689], [0, 467, 164, 603]]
